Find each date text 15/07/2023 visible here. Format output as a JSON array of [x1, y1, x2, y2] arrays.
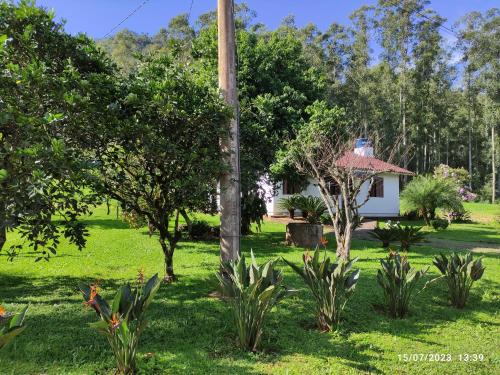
[[398, 353, 484, 362]]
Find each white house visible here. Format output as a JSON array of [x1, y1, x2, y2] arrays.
[[265, 139, 413, 218]]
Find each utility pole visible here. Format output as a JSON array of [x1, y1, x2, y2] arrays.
[[218, 0, 240, 262]]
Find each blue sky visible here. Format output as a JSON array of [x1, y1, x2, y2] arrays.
[[36, 0, 496, 40]]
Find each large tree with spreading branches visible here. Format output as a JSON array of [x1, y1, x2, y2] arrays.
[[279, 101, 407, 260], [0, 0, 117, 260], [94, 56, 231, 281]]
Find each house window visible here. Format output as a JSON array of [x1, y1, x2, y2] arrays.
[[369, 176, 384, 198], [282, 179, 302, 195]]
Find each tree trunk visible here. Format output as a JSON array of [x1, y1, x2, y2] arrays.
[[180, 209, 192, 233], [159, 237, 176, 282], [0, 202, 6, 252], [334, 219, 352, 260], [0, 224, 6, 253]]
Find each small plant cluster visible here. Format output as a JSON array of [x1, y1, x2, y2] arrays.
[[180, 219, 220, 240], [217, 252, 290, 352], [430, 218, 449, 230], [375, 251, 486, 318], [219, 248, 360, 352], [284, 249, 360, 331], [433, 252, 485, 308], [444, 209, 472, 223], [80, 272, 161, 374], [370, 221, 427, 250], [278, 195, 326, 224], [377, 252, 429, 318], [458, 187, 477, 202], [220, 249, 486, 352], [0, 305, 28, 350]]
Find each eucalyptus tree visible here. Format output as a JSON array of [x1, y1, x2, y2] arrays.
[[346, 6, 373, 136], [0, 0, 116, 259], [456, 9, 500, 198], [376, 0, 428, 171]]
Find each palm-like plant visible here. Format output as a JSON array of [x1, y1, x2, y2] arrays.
[[377, 252, 428, 318], [433, 252, 485, 308], [79, 273, 161, 374], [0, 305, 28, 350], [401, 175, 463, 225], [278, 195, 300, 219], [396, 224, 427, 251], [284, 248, 360, 331], [370, 223, 398, 248], [295, 195, 327, 224], [218, 252, 290, 352]]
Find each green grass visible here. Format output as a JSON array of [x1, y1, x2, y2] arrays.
[[382, 202, 500, 245], [0, 204, 499, 374]]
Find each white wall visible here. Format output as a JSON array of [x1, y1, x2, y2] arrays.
[[266, 173, 400, 217]]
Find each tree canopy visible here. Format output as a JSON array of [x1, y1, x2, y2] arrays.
[[0, 0, 116, 259]]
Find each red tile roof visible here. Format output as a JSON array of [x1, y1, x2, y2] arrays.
[[335, 152, 414, 175]]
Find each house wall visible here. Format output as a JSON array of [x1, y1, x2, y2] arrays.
[[266, 173, 400, 217]]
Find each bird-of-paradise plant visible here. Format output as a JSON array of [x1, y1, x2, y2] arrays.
[[377, 252, 428, 318], [218, 252, 291, 352], [284, 248, 360, 331], [432, 252, 485, 308], [0, 304, 28, 350], [79, 273, 161, 374]]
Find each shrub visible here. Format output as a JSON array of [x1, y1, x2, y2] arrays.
[[377, 252, 429, 318], [320, 214, 333, 225], [444, 210, 472, 223], [432, 252, 485, 308], [0, 305, 28, 350], [284, 248, 360, 331], [295, 195, 327, 224], [218, 252, 290, 352], [395, 224, 427, 251], [401, 175, 463, 225], [430, 218, 449, 230], [278, 195, 300, 219], [80, 273, 161, 374], [370, 222, 398, 248], [180, 219, 219, 240]]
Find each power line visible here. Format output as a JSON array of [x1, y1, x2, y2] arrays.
[[415, 10, 459, 40], [187, 0, 195, 23], [102, 0, 152, 39]]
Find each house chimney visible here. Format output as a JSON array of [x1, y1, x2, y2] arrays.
[[354, 138, 374, 157]]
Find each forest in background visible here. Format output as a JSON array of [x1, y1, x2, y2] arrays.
[[96, 1, 499, 204]]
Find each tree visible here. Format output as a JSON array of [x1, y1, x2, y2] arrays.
[[94, 56, 231, 281], [400, 175, 463, 224], [0, 0, 115, 259], [193, 14, 325, 234], [376, 0, 427, 172], [279, 101, 404, 260], [457, 9, 500, 199], [346, 6, 373, 136]]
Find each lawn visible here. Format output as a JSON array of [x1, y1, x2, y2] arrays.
[[0, 204, 499, 374], [381, 202, 500, 245]]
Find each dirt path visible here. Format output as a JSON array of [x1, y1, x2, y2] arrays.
[[266, 216, 500, 254]]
